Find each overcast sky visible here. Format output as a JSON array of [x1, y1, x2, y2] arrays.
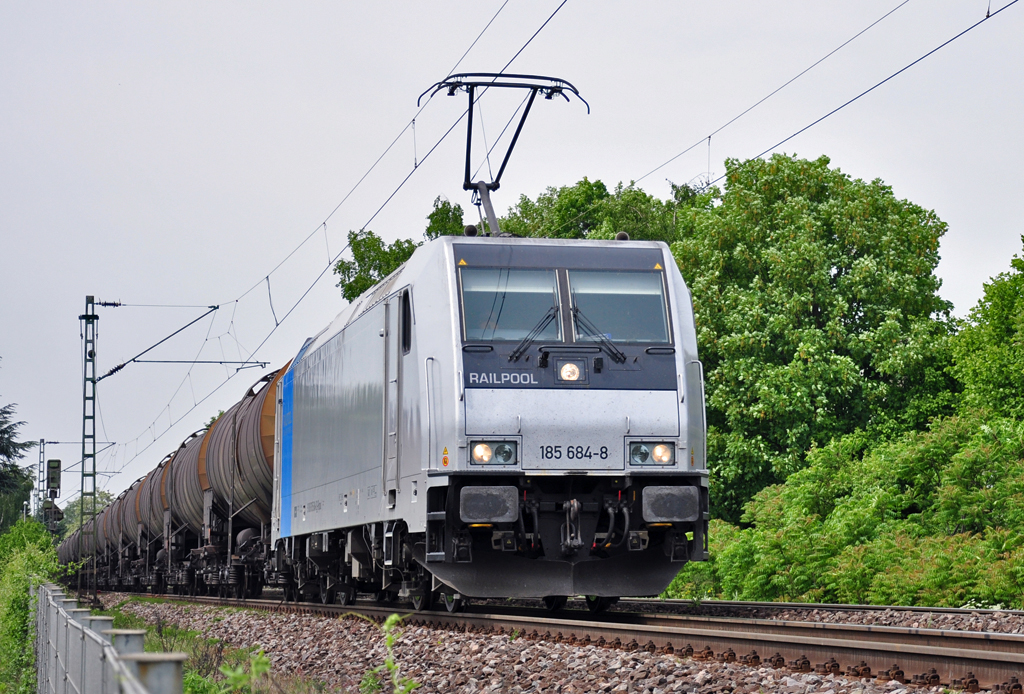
[[2, 1, 1021, 503]]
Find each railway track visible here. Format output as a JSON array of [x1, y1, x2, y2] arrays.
[[152, 593, 1024, 691], [633, 597, 1024, 617]]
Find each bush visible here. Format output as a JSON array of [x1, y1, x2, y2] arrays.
[[666, 414, 1024, 607], [0, 519, 58, 694]]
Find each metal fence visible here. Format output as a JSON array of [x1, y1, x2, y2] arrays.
[[33, 583, 186, 694]]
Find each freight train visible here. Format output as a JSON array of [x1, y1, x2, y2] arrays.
[[59, 233, 709, 613]]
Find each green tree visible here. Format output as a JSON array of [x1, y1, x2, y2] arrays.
[[671, 154, 958, 521], [0, 403, 34, 469], [334, 231, 419, 302], [950, 235, 1024, 419], [204, 410, 224, 429], [424, 196, 465, 240], [56, 489, 115, 541], [0, 519, 59, 694], [334, 197, 465, 301], [0, 376, 35, 535], [502, 177, 610, 239], [500, 177, 682, 243]]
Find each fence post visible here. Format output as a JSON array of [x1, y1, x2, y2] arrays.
[[119, 653, 187, 694], [105, 629, 147, 655], [86, 616, 115, 641], [66, 608, 91, 624], [34, 584, 186, 694]]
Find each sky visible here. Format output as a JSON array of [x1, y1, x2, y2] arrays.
[[1, 1, 1022, 504]]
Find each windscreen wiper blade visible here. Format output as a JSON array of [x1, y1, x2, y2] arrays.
[[508, 306, 559, 363], [572, 306, 627, 364]]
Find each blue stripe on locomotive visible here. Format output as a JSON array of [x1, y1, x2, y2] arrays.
[[279, 337, 314, 539], [280, 368, 293, 538]]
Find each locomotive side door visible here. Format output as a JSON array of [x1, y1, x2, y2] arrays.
[[383, 297, 401, 508]]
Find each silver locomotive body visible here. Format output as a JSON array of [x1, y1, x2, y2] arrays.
[[273, 236, 708, 602]]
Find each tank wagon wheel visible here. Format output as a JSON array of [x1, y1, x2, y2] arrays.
[[585, 596, 618, 614], [441, 592, 464, 613], [542, 596, 568, 612], [319, 575, 337, 605]]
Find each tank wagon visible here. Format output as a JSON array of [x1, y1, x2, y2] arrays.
[[60, 234, 708, 612]]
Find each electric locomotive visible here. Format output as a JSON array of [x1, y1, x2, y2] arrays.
[[267, 233, 708, 611]]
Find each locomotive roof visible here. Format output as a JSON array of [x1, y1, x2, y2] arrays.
[[299, 235, 674, 361]]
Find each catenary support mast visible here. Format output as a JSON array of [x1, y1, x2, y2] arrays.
[[79, 295, 99, 605]]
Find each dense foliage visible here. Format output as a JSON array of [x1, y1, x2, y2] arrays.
[[672, 155, 957, 520], [333, 197, 465, 301], [667, 236, 1024, 606], [0, 519, 58, 694], [950, 246, 1024, 419], [0, 371, 36, 536]]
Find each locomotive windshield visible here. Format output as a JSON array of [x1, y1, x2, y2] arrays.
[[569, 270, 670, 343], [460, 268, 561, 342]]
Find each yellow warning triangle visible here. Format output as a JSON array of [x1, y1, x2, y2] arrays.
[[458, 259, 467, 266], [654, 262, 663, 270], [442, 447, 449, 455]]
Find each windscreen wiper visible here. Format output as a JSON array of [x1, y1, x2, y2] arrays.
[[508, 306, 559, 363], [572, 305, 627, 364]]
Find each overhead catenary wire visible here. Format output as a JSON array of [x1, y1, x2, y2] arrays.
[[703, 0, 1021, 189], [446, 0, 511, 78], [543, 0, 991, 240], [498, 0, 568, 74], [97, 305, 221, 381], [636, 0, 912, 184], [114, 303, 218, 308]]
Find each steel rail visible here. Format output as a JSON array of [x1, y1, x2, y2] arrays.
[[625, 597, 1024, 618], [152, 594, 1024, 690]]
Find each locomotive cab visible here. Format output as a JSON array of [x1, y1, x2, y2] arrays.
[[418, 238, 708, 600]]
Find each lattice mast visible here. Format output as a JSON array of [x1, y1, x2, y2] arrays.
[[78, 296, 99, 605]]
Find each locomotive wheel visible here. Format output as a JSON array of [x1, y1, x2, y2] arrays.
[[410, 591, 433, 612], [585, 596, 617, 614], [542, 596, 568, 612], [441, 592, 463, 613], [338, 584, 356, 605], [319, 575, 337, 604], [283, 584, 296, 602]]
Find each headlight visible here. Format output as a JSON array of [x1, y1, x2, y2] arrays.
[[559, 362, 580, 381], [652, 444, 673, 464], [630, 443, 675, 465], [555, 358, 586, 382], [473, 443, 492, 463], [493, 443, 515, 464], [471, 441, 518, 465], [630, 443, 651, 465]]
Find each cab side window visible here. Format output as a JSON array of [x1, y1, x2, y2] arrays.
[[401, 290, 412, 354]]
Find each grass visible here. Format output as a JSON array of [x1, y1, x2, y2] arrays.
[[100, 596, 333, 693]]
